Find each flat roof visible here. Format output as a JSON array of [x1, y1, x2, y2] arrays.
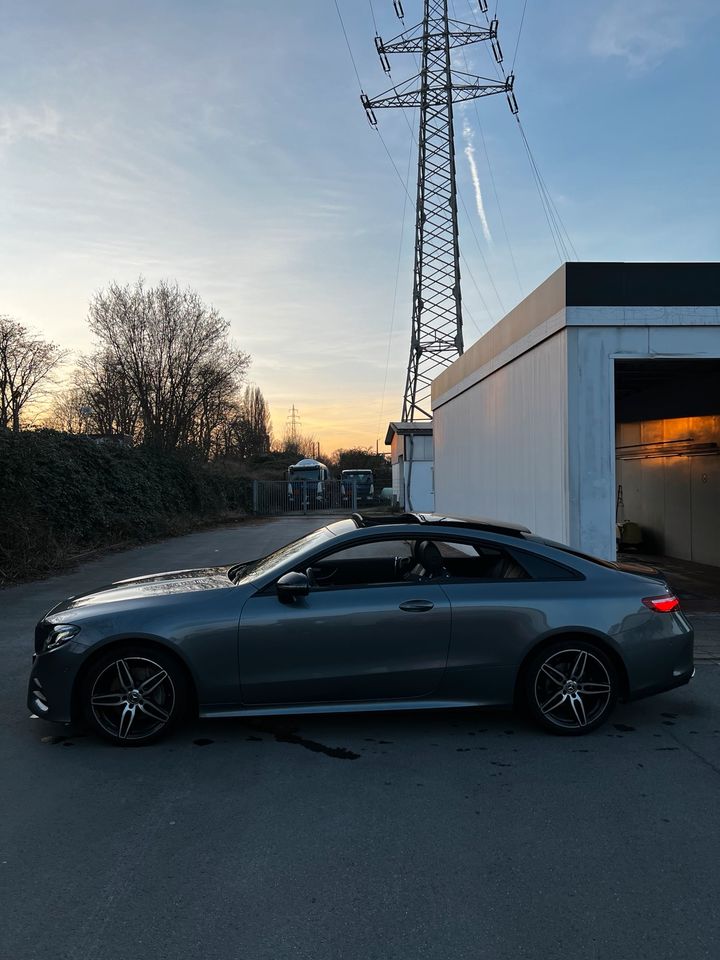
[[384, 420, 433, 445], [432, 261, 720, 404]]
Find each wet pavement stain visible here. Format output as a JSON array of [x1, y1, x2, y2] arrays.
[[245, 736, 262, 742], [662, 712, 679, 719], [41, 736, 70, 745], [655, 747, 680, 751], [193, 738, 214, 746], [378, 740, 392, 744], [614, 723, 635, 732], [490, 761, 512, 767], [274, 731, 360, 760], [662, 720, 676, 726]]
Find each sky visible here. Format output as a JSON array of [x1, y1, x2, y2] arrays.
[[1, 0, 719, 453]]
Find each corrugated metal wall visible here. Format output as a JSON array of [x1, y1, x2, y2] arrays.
[[433, 330, 569, 541]]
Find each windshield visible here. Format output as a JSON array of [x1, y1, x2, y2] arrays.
[[231, 526, 336, 583]]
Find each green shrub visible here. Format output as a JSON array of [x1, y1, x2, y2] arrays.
[[0, 430, 249, 582]]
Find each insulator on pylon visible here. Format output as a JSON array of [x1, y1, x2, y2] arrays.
[[360, 92, 378, 126], [393, 0, 404, 19], [478, 0, 488, 12], [490, 20, 503, 62], [375, 35, 392, 75], [506, 73, 519, 114]]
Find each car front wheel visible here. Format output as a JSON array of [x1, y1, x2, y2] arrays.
[[525, 640, 618, 735], [82, 645, 188, 746]]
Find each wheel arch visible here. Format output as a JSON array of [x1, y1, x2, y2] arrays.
[[513, 628, 630, 706], [71, 634, 200, 723]]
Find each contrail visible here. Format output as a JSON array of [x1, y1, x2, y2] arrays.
[[462, 116, 492, 244]]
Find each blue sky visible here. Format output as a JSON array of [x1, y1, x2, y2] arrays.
[[1, 0, 718, 451]]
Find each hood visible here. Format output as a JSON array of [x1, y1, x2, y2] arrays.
[[49, 566, 235, 614]]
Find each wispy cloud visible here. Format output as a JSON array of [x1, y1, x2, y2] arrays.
[[461, 116, 492, 244], [0, 104, 60, 145], [590, 0, 714, 72]]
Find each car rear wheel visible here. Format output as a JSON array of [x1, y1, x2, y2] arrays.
[[82, 645, 188, 746], [525, 640, 618, 735]]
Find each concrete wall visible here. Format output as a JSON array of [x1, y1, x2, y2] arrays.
[[433, 330, 569, 541]]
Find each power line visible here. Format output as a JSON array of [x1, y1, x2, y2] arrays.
[[511, 0, 528, 72], [333, 0, 363, 89], [368, 0, 379, 34]]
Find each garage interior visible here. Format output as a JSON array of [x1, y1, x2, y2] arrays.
[[615, 357, 720, 571]]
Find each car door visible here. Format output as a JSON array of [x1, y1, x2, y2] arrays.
[[237, 537, 451, 705]]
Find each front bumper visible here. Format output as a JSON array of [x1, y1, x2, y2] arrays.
[[27, 642, 84, 723]]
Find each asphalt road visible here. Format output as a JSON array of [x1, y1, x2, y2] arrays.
[[2, 517, 720, 960]]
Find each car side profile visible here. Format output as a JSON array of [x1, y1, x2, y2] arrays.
[[28, 513, 694, 745]]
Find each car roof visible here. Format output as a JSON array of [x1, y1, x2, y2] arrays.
[[350, 512, 531, 538]]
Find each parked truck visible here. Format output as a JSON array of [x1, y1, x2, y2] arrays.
[[287, 458, 331, 510], [341, 468, 375, 506]]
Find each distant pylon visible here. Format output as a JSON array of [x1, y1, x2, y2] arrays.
[[362, 0, 517, 420], [287, 405, 301, 445]]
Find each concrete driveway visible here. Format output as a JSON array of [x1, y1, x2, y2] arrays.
[[2, 517, 720, 960]]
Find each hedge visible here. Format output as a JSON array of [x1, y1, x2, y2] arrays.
[[0, 430, 249, 582]]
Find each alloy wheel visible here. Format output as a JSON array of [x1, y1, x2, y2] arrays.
[[90, 656, 176, 742], [533, 648, 613, 730]]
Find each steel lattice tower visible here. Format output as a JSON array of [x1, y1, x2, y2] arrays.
[[362, 1, 517, 420]]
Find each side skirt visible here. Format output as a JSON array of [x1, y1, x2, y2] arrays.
[[199, 698, 492, 719]]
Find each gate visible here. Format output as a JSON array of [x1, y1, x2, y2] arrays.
[[252, 479, 359, 515]]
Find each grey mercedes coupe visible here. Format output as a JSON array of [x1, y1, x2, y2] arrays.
[[28, 513, 694, 745]]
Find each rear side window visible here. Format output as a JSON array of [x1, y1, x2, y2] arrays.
[[432, 540, 528, 580], [513, 549, 581, 581]]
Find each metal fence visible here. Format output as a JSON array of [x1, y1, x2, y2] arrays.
[[252, 479, 360, 515]]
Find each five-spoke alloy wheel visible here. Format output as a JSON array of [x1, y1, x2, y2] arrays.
[[82, 646, 187, 745], [525, 640, 618, 735]]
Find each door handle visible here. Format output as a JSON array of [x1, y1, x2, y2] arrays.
[[399, 599, 435, 612]]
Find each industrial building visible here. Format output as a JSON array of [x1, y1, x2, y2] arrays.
[[385, 420, 435, 513], [431, 262, 720, 565]]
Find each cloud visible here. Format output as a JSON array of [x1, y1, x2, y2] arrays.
[[0, 104, 61, 145], [461, 117, 492, 244], [590, 0, 714, 71]]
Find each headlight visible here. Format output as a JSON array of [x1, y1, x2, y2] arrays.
[[43, 624, 80, 652]]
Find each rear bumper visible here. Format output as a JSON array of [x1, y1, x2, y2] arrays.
[[628, 664, 694, 702], [622, 616, 695, 701]]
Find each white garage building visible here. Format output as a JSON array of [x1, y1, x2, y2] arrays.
[[432, 262, 720, 564]]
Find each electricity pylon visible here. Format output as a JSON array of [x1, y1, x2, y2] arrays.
[[362, 0, 517, 420]]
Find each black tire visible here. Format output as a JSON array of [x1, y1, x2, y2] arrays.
[[81, 644, 189, 746], [524, 639, 618, 736]]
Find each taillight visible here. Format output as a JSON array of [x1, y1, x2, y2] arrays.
[[642, 595, 680, 613]]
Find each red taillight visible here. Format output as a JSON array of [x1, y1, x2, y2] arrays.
[[642, 595, 680, 613]]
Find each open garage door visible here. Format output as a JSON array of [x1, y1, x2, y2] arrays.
[[615, 358, 720, 566]]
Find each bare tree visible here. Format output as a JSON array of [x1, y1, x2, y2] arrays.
[[278, 431, 318, 461], [47, 386, 92, 434], [76, 350, 142, 439], [88, 279, 250, 455], [0, 316, 66, 432]]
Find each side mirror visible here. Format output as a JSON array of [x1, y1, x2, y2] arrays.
[[276, 571, 309, 603]]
